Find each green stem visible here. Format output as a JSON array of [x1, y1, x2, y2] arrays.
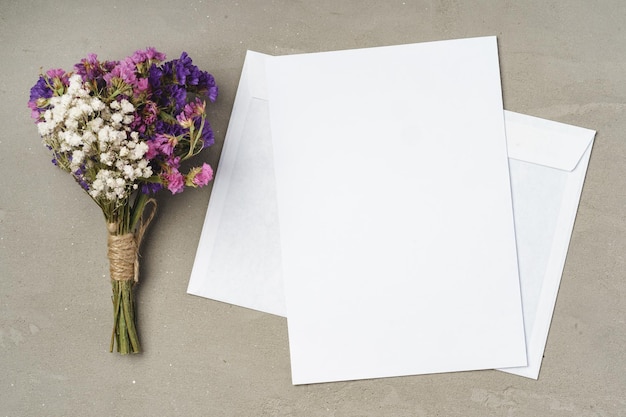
[[122, 281, 141, 353], [110, 280, 122, 352], [110, 280, 141, 354], [130, 192, 149, 233]]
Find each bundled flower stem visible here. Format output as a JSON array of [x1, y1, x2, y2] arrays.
[[28, 48, 218, 354], [107, 193, 155, 354]]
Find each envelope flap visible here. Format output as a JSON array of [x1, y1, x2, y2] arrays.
[[504, 111, 596, 171]]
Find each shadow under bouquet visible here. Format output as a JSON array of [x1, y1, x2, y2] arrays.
[[28, 48, 218, 354]]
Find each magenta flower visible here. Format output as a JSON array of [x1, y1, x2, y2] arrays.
[[192, 163, 214, 187], [134, 78, 150, 95], [165, 169, 185, 194], [129, 47, 166, 65], [104, 60, 137, 86], [146, 134, 177, 160], [46, 68, 67, 80]]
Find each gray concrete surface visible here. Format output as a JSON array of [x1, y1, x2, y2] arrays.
[[1, 1, 624, 416]]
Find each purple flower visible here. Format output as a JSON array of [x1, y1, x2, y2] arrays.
[[148, 64, 163, 88], [74, 54, 118, 81], [154, 119, 184, 137], [165, 52, 194, 85], [146, 134, 176, 160], [197, 71, 218, 102], [29, 77, 51, 101], [141, 182, 163, 194], [169, 84, 187, 112], [73, 167, 90, 191], [28, 76, 55, 121], [130, 100, 159, 135], [200, 121, 215, 147]]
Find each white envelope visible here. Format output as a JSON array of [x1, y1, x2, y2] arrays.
[[188, 48, 595, 382], [499, 111, 595, 378]]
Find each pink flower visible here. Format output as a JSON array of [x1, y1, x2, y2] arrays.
[[177, 98, 206, 128], [104, 60, 137, 86], [145, 138, 162, 160], [161, 136, 177, 157], [46, 68, 66, 79], [130, 47, 166, 64], [134, 78, 149, 95], [192, 163, 213, 187], [165, 169, 184, 194]]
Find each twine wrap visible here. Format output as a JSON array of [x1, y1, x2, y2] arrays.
[[106, 198, 157, 283], [107, 228, 139, 282]]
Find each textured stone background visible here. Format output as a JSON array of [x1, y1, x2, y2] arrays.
[[1, 1, 624, 416]]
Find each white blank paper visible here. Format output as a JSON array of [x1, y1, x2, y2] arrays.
[[265, 37, 527, 384]]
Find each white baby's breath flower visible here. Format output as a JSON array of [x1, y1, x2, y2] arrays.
[[90, 98, 105, 112], [71, 150, 85, 169], [60, 94, 72, 108], [131, 142, 148, 160], [110, 130, 127, 146], [100, 152, 113, 166], [78, 100, 93, 116], [73, 149, 85, 161], [66, 74, 83, 95], [82, 131, 96, 144], [142, 165, 153, 178], [89, 117, 104, 132], [68, 106, 82, 120], [77, 87, 90, 98], [52, 104, 67, 123], [98, 126, 110, 143], [37, 121, 51, 136], [110, 112, 123, 125], [65, 131, 83, 147], [123, 164, 135, 180], [120, 99, 134, 114], [65, 118, 79, 131], [110, 101, 121, 111]]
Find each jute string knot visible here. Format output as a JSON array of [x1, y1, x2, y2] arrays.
[[107, 229, 138, 282], [106, 198, 157, 283]]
